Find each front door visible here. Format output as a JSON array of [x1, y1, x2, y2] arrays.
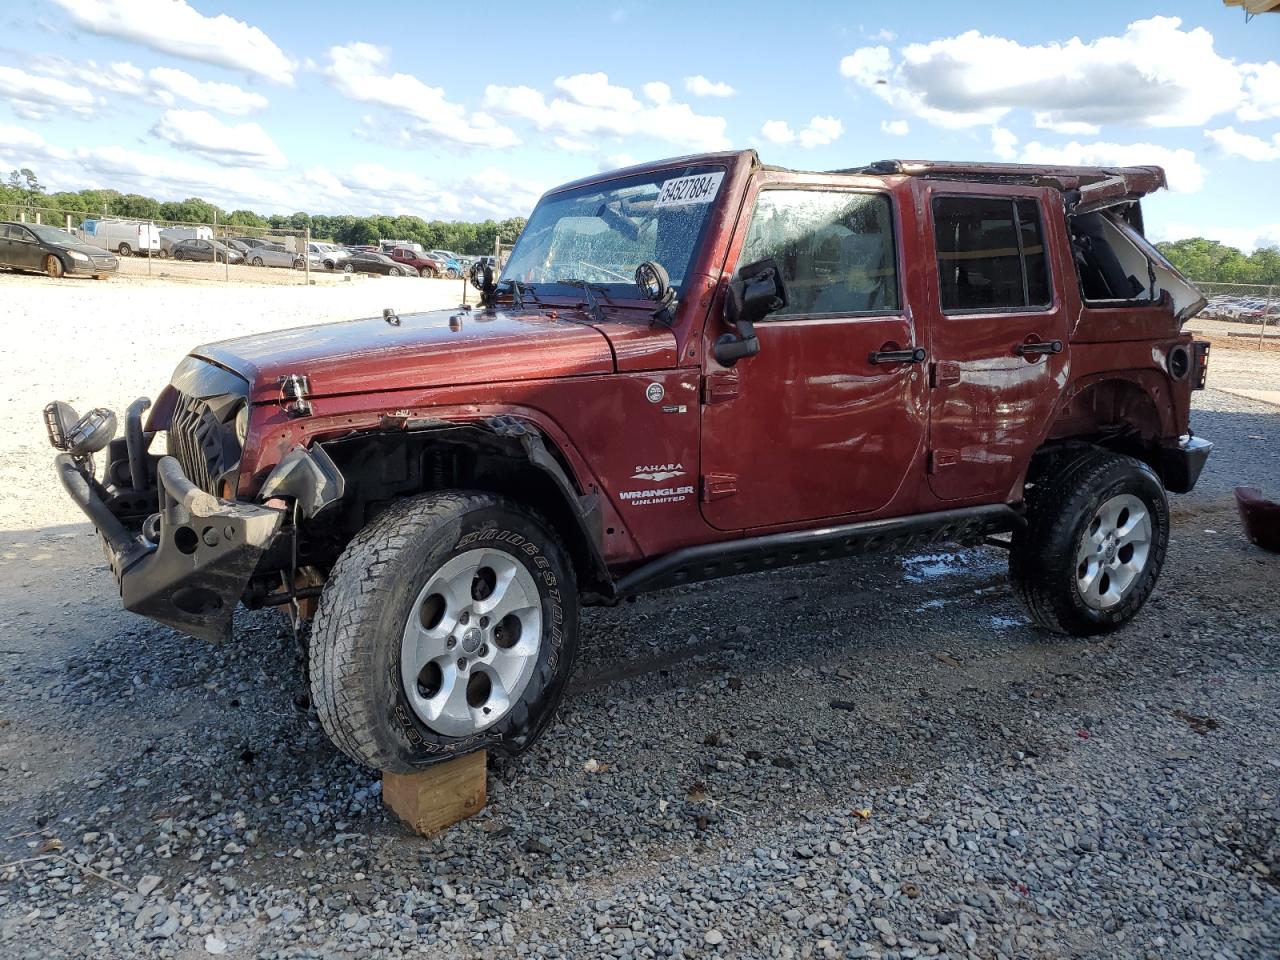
[[919, 183, 1070, 501], [700, 182, 927, 532]]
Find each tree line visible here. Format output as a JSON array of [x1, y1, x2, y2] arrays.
[[2, 168, 527, 256], [4, 167, 1278, 282], [1154, 237, 1280, 287]]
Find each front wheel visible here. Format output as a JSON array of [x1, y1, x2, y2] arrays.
[[343, 262, 354, 273], [388, 266, 402, 276], [1009, 449, 1169, 636], [251, 256, 264, 266], [44, 254, 64, 279], [419, 266, 437, 278], [117, 243, 132, 257], [310, 492, 579, 772]]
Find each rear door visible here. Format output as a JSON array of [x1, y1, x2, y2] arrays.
[[700, 177, 927, 531], [919, 182, 1070, 501], [6, 224, 42, 269]]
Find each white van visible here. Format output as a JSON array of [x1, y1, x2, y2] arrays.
[[81, 219, 162, 257]]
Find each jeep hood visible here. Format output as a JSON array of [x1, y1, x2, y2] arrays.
[[192, 305, 676, 402]]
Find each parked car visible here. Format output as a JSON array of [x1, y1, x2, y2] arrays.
[[159, 226, 212, 258], [430, 251, 465, 278], [0, 221, 118, 278], [224, 239, 254, 256], [80, 218, 161, 257], [44, 150, 1212, 776], [245, 243, 302, 269], [170, 239, 244, 264], [341, 251, 413, 276], [232, 236, 270, 249], [387, 245, 447, 277], [307, 242, 350, 271]]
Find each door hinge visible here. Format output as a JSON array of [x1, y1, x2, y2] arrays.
[[930, 361, 962, 388], [929, 449, 960, 473], [702, 372, 739, 405], [701, 473, 738, 501]]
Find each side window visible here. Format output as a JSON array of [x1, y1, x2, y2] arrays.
[[933, 196, 1050, 311], [739, 190, 899, 317]]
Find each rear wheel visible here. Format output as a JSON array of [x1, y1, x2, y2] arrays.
[[310, 492, 579, 772], [1009, 448, 1169, 636], [44, 255, 64, 279]]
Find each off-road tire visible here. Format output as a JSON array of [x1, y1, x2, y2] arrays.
[[44, 254, 64, 279], [1009, 447, 1169, 636], [309, 491, 579, 772]]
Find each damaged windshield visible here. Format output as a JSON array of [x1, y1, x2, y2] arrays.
[[500, 165, 725, 296]]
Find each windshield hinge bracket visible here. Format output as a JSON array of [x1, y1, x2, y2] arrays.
[[277, 373, 312, 418]]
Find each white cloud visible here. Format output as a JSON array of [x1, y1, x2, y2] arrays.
[[552, 136, 597, 153], [148, 67, 267, 115], [642, 81, 671, 105], [1019, 139, 1206, 193], [990, 126, 1018, 160], [841, 17, 1252, 131], [325, 43, 519, 149], [880, 119, 909, 136], [1204, 126, 1280, 162], [1239, 62, 1280, 122], [484, 72, 730, 151], [684, 75, 735, 97], [51, 0, 296, 83], [22, 57, 268, 116], [869, 28, 896, 43], [0, 121, 539, 221], [151, 109, 287, 169], [0, 65, 95, 119], [1032, 113, 1099, 136], [760, 116, 844, 148]]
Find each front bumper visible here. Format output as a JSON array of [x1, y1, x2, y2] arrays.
[[1158, 434, 1213, 494], [67, 254, 118, 275], [56, 452, 283, 643]]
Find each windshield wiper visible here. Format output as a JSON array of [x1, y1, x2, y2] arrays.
[[552, 278, 605, 323]]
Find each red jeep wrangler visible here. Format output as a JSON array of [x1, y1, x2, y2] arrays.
[[46, 150, 1211, 773]]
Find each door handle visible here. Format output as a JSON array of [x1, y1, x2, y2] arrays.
[[1014, 339, 1063, 357], [869, 346, 927, 365]]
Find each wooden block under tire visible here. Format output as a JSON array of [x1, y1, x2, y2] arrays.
[[381, 750, 487, 837]]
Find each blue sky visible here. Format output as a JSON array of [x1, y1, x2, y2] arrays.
[[1, 1, 1277, 247]]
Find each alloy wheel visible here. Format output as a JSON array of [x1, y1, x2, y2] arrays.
[[399, 548, 542, 737], [1075, 493, 1151, 610]]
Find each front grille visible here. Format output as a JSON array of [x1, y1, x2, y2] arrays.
[[92, 255, 115, 267], [168, 392, 230, 494]]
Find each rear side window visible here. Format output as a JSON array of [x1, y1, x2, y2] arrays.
[[933, 196, 1050, 311], [740, 190, 899, 317]]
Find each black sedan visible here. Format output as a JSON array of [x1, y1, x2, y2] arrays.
[[0, 221, 118, 279], [342, 251, 413, 276], [170, 239, 245, 264]]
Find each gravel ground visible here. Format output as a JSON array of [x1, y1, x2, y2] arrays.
[[0, 278, 1276, 959]]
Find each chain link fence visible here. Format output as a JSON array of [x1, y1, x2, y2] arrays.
[[1194, 281, 1279, 345], [1, 203, 314, 284]]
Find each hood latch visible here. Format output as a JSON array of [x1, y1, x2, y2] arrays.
[[277, 374, 312, 418]]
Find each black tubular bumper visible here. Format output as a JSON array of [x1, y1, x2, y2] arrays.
[[1158, 435, 1213, 494], [56, 453, 284, 643]]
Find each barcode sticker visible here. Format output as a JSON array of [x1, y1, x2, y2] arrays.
[[655, 172, 724, 208]]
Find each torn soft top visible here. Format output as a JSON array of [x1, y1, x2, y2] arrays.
[[835, 159, 1168, 198]]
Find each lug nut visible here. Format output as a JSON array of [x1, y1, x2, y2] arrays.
[[478, 644, 489, 657], [459, 612, 470, 625], [479, 616, 489, 628], [457, 658, 468, 671], [446, 636, 456, 649]]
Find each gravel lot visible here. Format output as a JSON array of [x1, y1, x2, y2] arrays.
[[0, 274, 1276, 959]]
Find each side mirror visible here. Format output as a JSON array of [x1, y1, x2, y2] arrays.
[[714, 257, 787, 366]]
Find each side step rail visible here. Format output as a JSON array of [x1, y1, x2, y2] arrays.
[[615, 504, 1021, 597]]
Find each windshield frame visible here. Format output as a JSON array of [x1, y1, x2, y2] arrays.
[[27, 224, 82, 245], [500, 162, 729, 306]]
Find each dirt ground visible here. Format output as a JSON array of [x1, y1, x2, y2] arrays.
[[0, 275, 1275, 958]]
